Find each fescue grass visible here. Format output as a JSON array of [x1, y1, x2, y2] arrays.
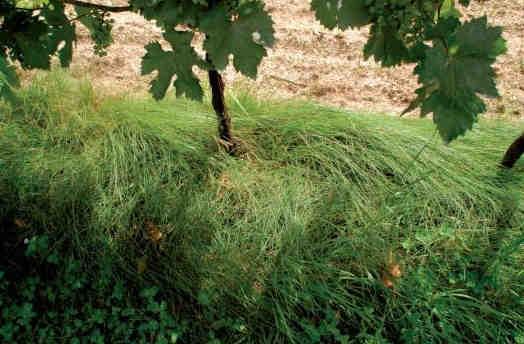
[[1, 71, 523, 343]]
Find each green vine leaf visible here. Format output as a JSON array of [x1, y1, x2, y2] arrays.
[[13, 21, 50, 69], [423, 90, 486, 142], [200, 2, 275, 78], [42, 0, 75, 67], [130, 0, 201, 28], [141, 31, 205, 101], [364, 24, 409, 67], [75, 7, 114, 57], [311, 0, 370, 30], [410, 16, 506, 142]]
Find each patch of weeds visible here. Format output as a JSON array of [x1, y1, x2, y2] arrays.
[[0, 234, 184, 343]]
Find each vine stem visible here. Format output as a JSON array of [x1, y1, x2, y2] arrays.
[[205, 0, 237, 155], [501, 132, 524, 169], [206, 55, 237, 155], [15, 1, 132, 12], [63, 0, 132, 12]]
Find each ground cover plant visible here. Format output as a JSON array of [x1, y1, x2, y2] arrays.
[[1, 72, 523, 342]]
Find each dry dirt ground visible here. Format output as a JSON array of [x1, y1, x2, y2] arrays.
[[69, 0, 524, 117]]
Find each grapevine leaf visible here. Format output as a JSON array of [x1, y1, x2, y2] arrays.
[[402, 85, 435, 116], [51, 26, 75, 67], [13, 21, 50, 69], [10, 1, 75, 69], [455, 16, 507, 61], [131, 0, 200, 28], [426, 17, 460, 41], [422, 91, 485, 142], [421, 17, 505, 99], [311, 0, 337, 29], [200, 2, 275, 78], [75, 7, 114, 57], [338, 0, 371, 29], [311, 0, 370, 29], [42, 0, 75, 67], [364, 24, 408, 66], [141, 31, 204, 101], [410, 17, 506, 142], [439, 0, 461, 19]]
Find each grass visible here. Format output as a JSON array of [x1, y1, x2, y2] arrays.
[[1, 71, 524, 343]]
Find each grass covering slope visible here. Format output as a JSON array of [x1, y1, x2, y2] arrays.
[[1, 72, 523, 343]]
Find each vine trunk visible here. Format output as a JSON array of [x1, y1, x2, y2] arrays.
[[501, 132, 524, 168], [207, 63, 235, 154]]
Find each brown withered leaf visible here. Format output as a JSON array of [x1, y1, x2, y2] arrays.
[[14, 219, 28, 229], [252, 281, 264, 295], [382, 275, 394, 289], [146, 221, 164, 244], [389, 263, 402, 279]]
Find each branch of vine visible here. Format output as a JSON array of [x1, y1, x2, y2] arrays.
[[15, 0, 133, 13], [63, 0, 132, 12], [66, 11, 93, 23], [15, 0, 132, 12]]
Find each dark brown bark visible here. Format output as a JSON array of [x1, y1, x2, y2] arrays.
[[202, 0, 236, 154], [501, 132, 524, 168], [63, 0, 132, 12], [17, 1, 132, 12], [208, 66, 236, 154]]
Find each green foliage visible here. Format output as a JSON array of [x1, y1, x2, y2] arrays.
[[0, 0, 506, 143], [310, 0, 507, 141], [135, 0, 275, 100], [75, 7, 114, 57], [0, 0, 275, 102], [1, 74, 523, 342], [41, 0, 75, 67], [142, 31, 206, 100], [0, 0, 74, 69], [414, 16, 506, 142], [199, 2, 275, 77], [0, 233, 184, 343], [311, 0, 370, 29]]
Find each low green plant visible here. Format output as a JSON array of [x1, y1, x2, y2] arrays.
[[0, 72, 523, 343], [0, 234, 184, 343]]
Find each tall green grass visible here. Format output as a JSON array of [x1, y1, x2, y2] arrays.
[[1, 71, 523, 343]]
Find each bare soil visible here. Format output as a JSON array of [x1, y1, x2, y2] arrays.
[[69, 0, 524, 117]]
